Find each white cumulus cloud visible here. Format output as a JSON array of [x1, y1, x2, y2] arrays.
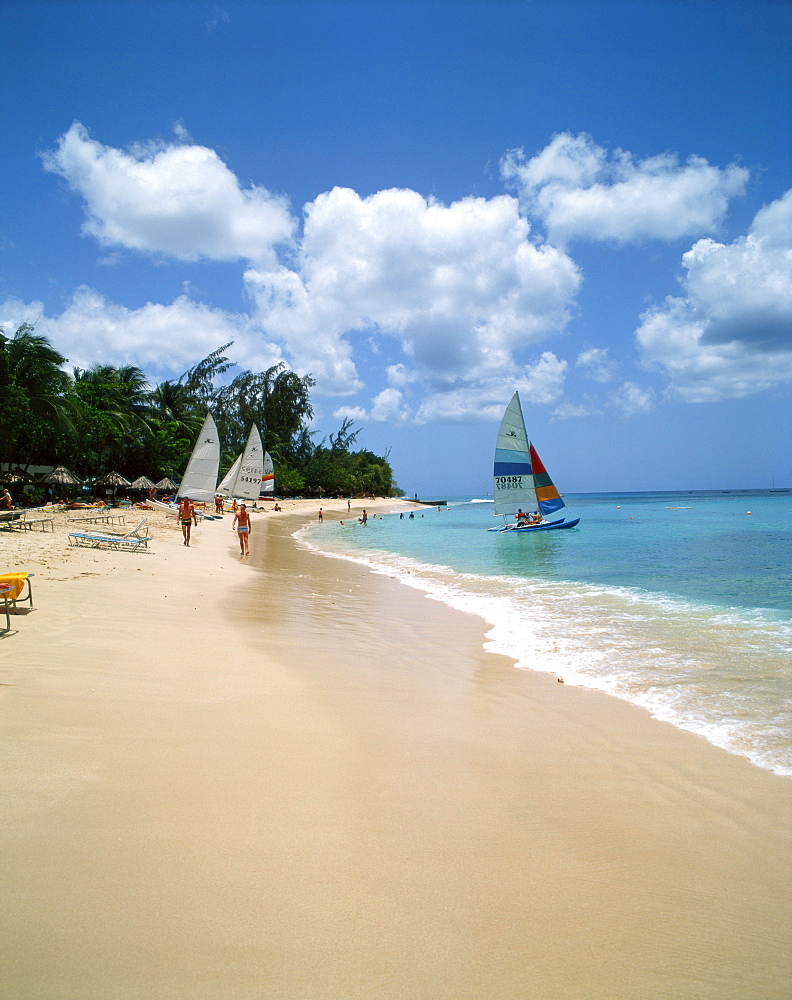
[[576, 346, 617, 382], [1, 289, 282, 378], [635, 189, 792, 402], [42, 122, 294, 264], [245, 185, 581, 403], [501, 132, 748, 245]]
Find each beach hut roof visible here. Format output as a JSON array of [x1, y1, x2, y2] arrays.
[[155, 477, 179, 490], [37, 465, 83, 486], [94, 470, 132, 487], [1, 467, 34, 484], [131, 475, 157, 489]]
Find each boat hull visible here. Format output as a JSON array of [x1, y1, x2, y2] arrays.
[[489, 517, 580, 533]]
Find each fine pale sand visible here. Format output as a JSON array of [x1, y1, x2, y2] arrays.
[[1, 500, 790, 999]]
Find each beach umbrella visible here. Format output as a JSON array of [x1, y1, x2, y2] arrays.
[[94, 471, 132, 487], [130, 475, 157, 490], [1, 468, 34, 485], [37, 465, 83, 486], [155, 477, 179, 490]]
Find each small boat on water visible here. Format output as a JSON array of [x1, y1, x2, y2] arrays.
[[489, 392, 579, 532]]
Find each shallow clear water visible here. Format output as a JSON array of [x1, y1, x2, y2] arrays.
[[297, 491, 792, 776]]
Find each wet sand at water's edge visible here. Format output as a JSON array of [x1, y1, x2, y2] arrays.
[[1, 498, 790, 999]]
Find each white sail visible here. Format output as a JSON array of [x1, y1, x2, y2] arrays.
[[261, 451, 274, 494], [179, 413, 220, 504], [234, 424, 265, 501], [493, 392, 537, 516], [216, 454, 242, 497]]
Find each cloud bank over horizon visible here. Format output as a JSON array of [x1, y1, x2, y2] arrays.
[[5, 124, 789, 422]]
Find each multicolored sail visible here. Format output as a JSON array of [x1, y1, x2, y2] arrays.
[[528, 442, 565, 517], [493, 392, 566, 518], [261, 451, 274, 494]]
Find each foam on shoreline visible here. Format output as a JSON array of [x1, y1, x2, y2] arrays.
[[1, 499, 790, 999]]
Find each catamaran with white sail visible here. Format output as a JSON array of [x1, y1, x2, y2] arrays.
[[151, 412, 220, 513], [217, 424, 265, 502], [490, 392, 579, 532]]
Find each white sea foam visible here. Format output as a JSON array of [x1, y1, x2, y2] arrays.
[[296, 523, 792, 776]]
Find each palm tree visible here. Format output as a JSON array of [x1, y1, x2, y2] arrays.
[[71, 364, 150, 473], [0, 323, 75, 471]]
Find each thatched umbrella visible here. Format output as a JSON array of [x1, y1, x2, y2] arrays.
[[131, 475, 157, 490], [93, 470, 132, 506], [94, 471, 132, 487], [1, 468, 34, 485], [155, 477, 179, 491], [37, 465, 83, 486]]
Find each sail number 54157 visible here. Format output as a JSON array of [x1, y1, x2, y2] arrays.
[[495, 476, 523, 489]]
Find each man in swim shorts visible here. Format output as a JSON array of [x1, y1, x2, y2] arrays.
[[178, 497, 197, 546], [233, 503, 251, 555]]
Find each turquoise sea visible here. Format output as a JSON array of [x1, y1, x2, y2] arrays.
[[297, 490, 792, 776]]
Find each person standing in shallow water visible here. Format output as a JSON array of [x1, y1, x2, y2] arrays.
[[178, 497, 197, 546], [318, 508, 323, 523], [233, 503, 251, 555]]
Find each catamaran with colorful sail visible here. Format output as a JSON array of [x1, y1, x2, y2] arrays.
[[490, 392, 579, 532], [261, 450, 274, 495]]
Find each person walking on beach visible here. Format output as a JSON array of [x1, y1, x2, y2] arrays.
[[233, 503, 251, 555], [318, 507, 323, 523], [178, 497, 197, 546]]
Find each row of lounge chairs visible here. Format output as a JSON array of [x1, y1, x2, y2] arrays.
[[0, 510, 55, 532]]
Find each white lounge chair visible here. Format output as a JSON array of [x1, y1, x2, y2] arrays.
[[67, 518, 151, 551]]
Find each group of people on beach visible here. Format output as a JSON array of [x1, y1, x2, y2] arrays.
[[177, 496, 251, 555]]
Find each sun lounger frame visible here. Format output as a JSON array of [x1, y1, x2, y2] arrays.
[[67, 518, 151, 551], [67, 512, 127, 526], [0, 574, 34, 633]]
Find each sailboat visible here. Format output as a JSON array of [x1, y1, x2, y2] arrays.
[[489, 392, 579, 532], [261, 451, 275, 494], [217, 424, 265, 502], [149, 413, 220, 514]]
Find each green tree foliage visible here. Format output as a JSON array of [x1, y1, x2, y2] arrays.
[[0, 326, 399, 496], [212, 363, 315, 467], [0, 322, 75, 470]]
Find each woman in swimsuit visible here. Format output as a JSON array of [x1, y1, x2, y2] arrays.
[[233, 503, 251, 555]]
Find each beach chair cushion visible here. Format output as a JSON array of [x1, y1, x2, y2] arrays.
[[0, 572, 29, 600]]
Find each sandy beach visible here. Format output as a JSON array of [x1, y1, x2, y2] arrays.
[[1, 499, 790, 999]]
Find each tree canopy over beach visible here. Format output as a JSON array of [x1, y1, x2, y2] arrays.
[[0, 325, 399, 497]]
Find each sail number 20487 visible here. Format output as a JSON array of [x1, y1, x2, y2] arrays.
[[495, 476, 524, 489]]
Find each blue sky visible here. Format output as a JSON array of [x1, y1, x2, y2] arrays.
[[2, 0, 790, 496]]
